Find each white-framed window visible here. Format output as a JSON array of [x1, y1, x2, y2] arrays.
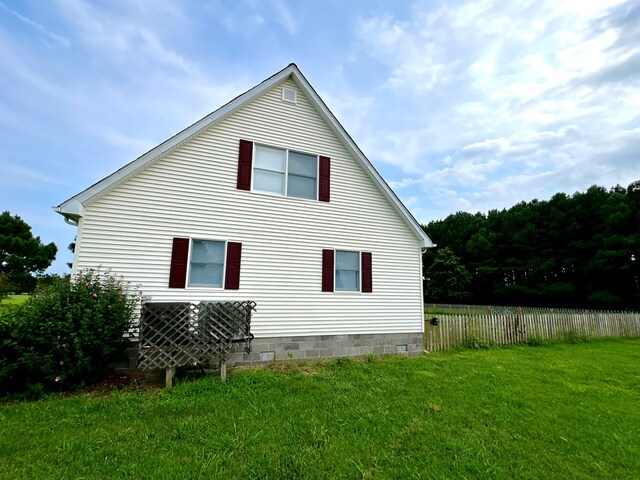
[[188, 239, 225, 287], [335, 250, 360, 292], [253, 144, 318, 200]]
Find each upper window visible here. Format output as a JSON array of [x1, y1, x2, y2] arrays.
[[189, 239, 225, 287], [335, 250, 360, 291], [253, 145, 318, 200]]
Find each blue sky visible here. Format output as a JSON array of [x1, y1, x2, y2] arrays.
[[1, 0, 639, 274]]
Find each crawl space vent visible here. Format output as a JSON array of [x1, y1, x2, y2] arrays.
[[260, 351, 275, 361], [282, 87, 297, 104]]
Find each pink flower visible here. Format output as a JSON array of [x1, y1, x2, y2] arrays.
[[55, 376, 61, 382], [91, 292, 97, 299]]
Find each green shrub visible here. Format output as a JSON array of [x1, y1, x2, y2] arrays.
[[0, 268, 138, 396]]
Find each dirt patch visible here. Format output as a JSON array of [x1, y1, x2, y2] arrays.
[[64, 370, 165, 397]]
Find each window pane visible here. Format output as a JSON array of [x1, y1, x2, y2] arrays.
[[336, 270, 359, 291], [335, 251, 360, 291], [336, 251, 359, 270], [254, 169, 285, 194], [189, 240, 224, 287], [288, 175, 316, 199], [189, 263, 223, 287], [255, 145, 285, 172], [191, 240, 224, 263], [289, 152, 317, 177]]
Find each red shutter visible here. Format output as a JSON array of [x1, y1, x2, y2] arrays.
[[322, 249, 334, 292], [237, 140, 253, 190], [362, 252, 372, 293], [168, 237, 189, 288], [319, 156, 330, 202], [225, 242, 242, 290]]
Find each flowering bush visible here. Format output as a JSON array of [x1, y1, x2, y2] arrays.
[[0, 268, 139, 397]]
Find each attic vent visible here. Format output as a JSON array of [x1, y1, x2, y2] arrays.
[[282, 87, 297, 104]]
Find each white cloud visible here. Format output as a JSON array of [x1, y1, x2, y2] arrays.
[[0, 2, 70, 46], [0, 32, 64, 99], [317, 88, 376, 144], [271, 0, 296, 35], [0, 0, 254, 162], [53, 0, 198, 75], [461, 138, 509, 157], [0, 160, 65, 189], [400, 195, 419, 208], [84, 123, 153, 153], [354, 0, 639, 222], [389, 121, 640, 223], [355, 12, 451, 94]]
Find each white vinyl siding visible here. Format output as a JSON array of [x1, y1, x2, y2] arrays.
[[74, 78, 424, 337]]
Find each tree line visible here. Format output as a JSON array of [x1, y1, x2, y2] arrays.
[[422, 181, 640, 310]]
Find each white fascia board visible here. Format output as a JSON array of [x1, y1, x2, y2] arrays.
[[288, 70, 434, 248], [54, 199, 84, 217]]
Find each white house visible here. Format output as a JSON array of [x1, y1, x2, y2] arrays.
[[56, 64, 434, 363]]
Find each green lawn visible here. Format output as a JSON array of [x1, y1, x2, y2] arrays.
[[1, 340, 639, 479], [0, 294, 29, 309]]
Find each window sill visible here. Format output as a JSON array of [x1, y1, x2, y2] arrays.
[[249, 189, 320, 204]]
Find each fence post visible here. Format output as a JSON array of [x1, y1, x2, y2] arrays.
[[220, 359, 228, 383], [166, 366, 175, 389]]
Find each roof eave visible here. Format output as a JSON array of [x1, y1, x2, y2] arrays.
[[55, 199, 84, 217]]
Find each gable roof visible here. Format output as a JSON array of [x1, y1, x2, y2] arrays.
[[55, 63, 433, 248]]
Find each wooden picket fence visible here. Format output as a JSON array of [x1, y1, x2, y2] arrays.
[[424, 308, 640, 351]]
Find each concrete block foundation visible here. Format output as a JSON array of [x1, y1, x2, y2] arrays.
[[119, 333, 424, 369], [230, 332, 424, 365]]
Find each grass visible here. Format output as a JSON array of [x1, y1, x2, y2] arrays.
[[0, 294, 29, 309], [1, 340, 639, 479]]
